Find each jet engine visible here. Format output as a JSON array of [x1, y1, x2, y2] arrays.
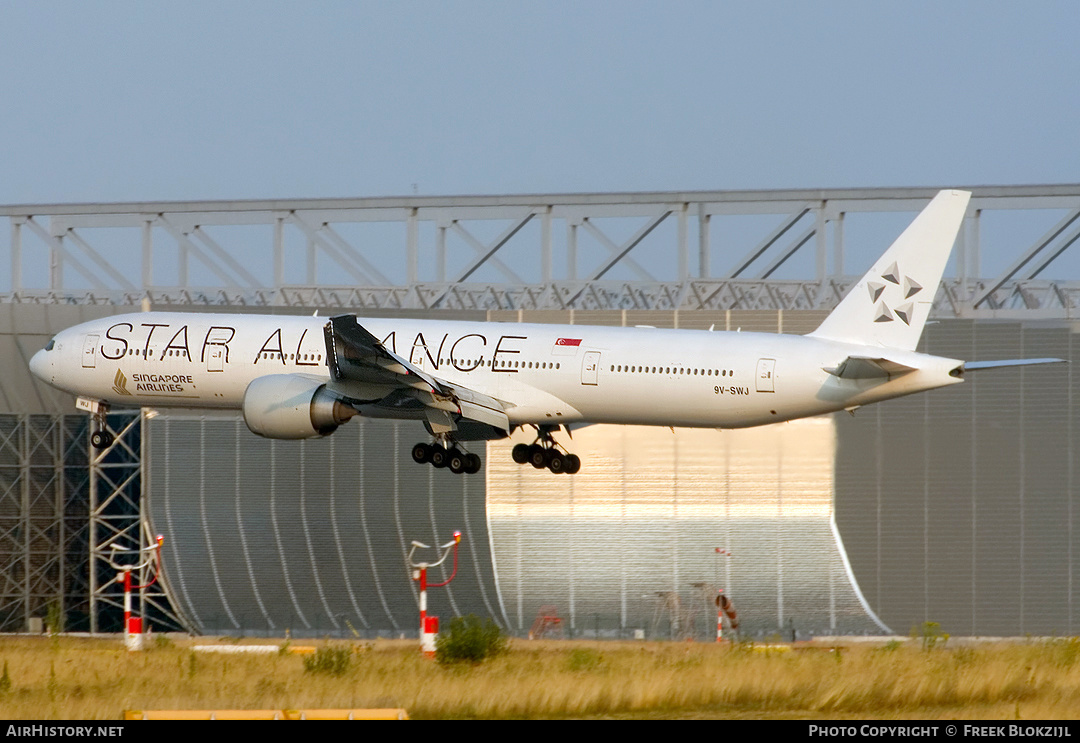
[[242, 374, 357, 439]]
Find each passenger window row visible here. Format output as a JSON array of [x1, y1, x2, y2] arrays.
[[437, 359, 563, 370], [258, 352, 323, 361], [610, 365, 735, 377]]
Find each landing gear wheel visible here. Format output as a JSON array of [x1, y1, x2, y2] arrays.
[[430, 444, 449, 468], [465, 453, 482, 474], [514, 426, 581, 475], [529, 446, 548, 469], [448, 449, 467, 475], [547, 451, 566, 473], [90, 430, 113, 450], [411, 443, 432, 464]]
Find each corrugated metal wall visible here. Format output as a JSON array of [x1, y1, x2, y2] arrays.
[[835, 320, 1079, 636], [147, 413, 886, 639], [488, 420, 885, 638], [146, 414, 506, 637]]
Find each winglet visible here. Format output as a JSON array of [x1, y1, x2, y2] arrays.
[[810, 190, 971, 350]]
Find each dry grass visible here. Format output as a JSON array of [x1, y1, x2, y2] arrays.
[[1, 635, 1079, 719]]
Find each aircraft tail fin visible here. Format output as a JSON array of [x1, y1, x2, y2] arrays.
[[810, 189, 971, 350]]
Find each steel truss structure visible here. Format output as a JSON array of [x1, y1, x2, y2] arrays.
[[3, 185, 1080, 316], [0, 409, 181, 634], [0, 415, 89, 632], [88, 411, 182, 633]]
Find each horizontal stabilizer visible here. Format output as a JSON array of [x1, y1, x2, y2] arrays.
[[824, 355, 919, 380], [965, 358, 1065, 371]]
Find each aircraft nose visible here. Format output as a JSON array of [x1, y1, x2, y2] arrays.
[[29, 348, 49, 381]]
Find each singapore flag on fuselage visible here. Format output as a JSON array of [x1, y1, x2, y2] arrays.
[[552, 337, 582, 356]]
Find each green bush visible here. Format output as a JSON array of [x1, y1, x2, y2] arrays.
[[566, 647, 604, 672], [46, 601, 64, 636], [1054, 637, 1080, 668], [435, 615, 508, 665], [912, 621, 949, 651], [303, 645, 352, 676]]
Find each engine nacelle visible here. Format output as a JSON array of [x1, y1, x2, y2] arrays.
[[242, 374, 357, 439]]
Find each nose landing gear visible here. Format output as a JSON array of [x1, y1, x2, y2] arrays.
[[511, 427, 581, 474], [90, 429, 115, 449], [87, 401, 114, 450], [411, 436, 482, 475]]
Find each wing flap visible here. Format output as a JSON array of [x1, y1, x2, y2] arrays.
[[324, 314, 442, 391], [324, 314, 510, 432], [458, 400, 510, 430]]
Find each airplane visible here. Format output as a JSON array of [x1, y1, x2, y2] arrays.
[[28, 189, 1062, 475]]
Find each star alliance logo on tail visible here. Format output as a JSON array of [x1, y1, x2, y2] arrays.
[[870, 262, 923, 325], [112, 369, 131, 396]]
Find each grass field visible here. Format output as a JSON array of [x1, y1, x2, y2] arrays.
[[1, 635, 1079, 719]]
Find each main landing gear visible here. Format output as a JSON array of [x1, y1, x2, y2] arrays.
[[411, 437, 482, 475], [512, 427, 581, 474]]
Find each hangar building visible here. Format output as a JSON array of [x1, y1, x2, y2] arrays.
[[2, 186, 1077, 638]]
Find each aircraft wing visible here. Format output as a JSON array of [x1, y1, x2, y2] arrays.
[[322, 314, 511, 433]]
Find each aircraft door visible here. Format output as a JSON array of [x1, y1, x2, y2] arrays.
[[82, 335, 99, 369], [581, 351, 600, 385], [205, 328, 232, 372], [410, 342, 429, 371], [756, 358, 776, 393], [206, 346, 225, 372]]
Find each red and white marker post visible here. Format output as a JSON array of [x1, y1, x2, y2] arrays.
[[106, 534, 164, 651], [714, 548, 734, 643], [407, 532, 461, 657], [716, 590, 724, 643]]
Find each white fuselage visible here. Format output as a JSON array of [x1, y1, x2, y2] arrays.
[[30, 311, 964, 431]]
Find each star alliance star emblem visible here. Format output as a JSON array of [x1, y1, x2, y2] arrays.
[[870, 262, 922, 325]]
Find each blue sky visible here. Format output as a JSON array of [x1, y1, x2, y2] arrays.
[[1, 1, 1077, 204]]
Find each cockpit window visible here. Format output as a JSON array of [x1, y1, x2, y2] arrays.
[[44, 339, 55, 351]]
